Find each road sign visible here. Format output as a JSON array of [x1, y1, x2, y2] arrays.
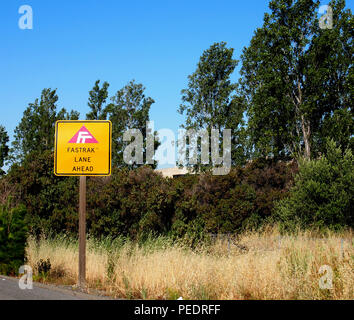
[[54, 120, 112, 288], [54, 120, 112, 176]]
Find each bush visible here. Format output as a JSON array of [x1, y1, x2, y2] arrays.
[[1, 151, 298, 241], [86, 166, 176, 239], [5, 150, 78, 236], [171, 159, 297, 238], [0, 199, 28, 275], [274, 140, 354, 231]]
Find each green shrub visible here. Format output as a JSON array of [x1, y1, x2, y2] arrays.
[[171, 159, 297, 238], [274, 140, 354, 231], [0, 199, 28, 275], [1, 150, 297, 241], [86, 166, 176, 239], [5, 150, 78, 236]]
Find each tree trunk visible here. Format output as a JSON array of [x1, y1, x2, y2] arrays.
[[296, 78, 311, 160], [301, 114, 311, 159]]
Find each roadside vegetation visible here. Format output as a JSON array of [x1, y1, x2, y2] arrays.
[[26, 227, 353, 300]]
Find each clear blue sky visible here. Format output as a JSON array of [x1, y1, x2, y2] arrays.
[[1, 0, 352, 168]]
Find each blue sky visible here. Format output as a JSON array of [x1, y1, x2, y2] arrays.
[[1, 0, 352, 168]]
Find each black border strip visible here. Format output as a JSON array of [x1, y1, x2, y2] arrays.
[[2, 300, 349, 318]]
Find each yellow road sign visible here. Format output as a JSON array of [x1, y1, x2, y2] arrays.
[[54, 120, 112, 176]]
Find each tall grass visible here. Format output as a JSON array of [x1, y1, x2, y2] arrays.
[[25, 228, 353, 300]]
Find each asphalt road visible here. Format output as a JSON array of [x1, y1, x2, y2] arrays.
[[0, 275, 111, 300]]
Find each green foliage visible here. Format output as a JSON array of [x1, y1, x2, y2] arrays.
[[108, 80, 158, 168], [274, 140, 354, 231], [170, 159, 297, 240], [86, 80, 110, 120], [11, 88, 80, 164], [179, 42, 248, 168], [240, 0, 353, 160], [86, 166, 175, 238], [319, 107, 354, 153], [1, 148, 298, 241], [6, 150, 79, 235], [179, 41, 239, 129], [0, 125, 9, 176], [3, 153, 173, 239], [0, 199, 27, 275]]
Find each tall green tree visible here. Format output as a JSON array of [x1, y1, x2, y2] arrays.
[[240, 0, 353, 160], [11, 88, 79, 163], [179, 42, 247, 168], [86, 80, 110, 120], [0, 125, 9, 176], [108, 80, 157, 168]]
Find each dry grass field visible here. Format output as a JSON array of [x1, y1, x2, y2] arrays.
[[26, 227, 353, 300]]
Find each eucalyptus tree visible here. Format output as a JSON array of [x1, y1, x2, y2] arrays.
[[179, 42, 247, 170], [240, 0, 353, 159]]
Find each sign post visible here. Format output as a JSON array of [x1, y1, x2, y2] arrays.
[[79, 176, 86, 288], [54, 120, 112, 289]]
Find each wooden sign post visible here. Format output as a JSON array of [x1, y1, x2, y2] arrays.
[[54, 120, 112, 288], [78, 176, 87, 288]]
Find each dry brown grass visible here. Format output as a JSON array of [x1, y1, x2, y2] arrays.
[[25, 227, 353, 300]]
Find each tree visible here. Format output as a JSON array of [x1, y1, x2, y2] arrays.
[[108, 80, 157, 168], [59, 109, 80, 121], [86, 80, 110, 120], [0, 126, 9, 176], [240, 0, 353, 160], [11, 88, 79, 163], [275, 139, 353, 230], [178, 42, 247, 169]]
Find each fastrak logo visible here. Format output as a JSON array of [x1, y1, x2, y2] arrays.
[[68, 126, 99, 144]]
